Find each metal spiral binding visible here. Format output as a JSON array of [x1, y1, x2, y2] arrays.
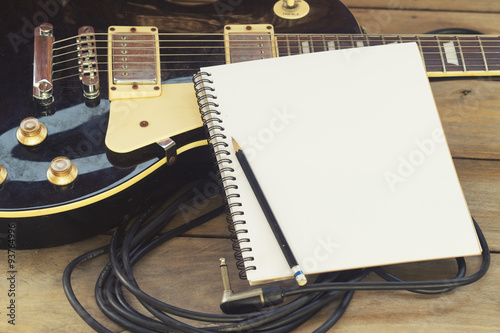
[[192, 72, 256, 279]]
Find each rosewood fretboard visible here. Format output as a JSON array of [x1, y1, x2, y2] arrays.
[[273, 34, 500, 77]]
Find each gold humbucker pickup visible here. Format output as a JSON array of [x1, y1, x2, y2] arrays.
[[107, 26, 162, 100]]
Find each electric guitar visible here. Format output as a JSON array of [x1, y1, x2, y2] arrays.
[[0, 0, 496, 249]]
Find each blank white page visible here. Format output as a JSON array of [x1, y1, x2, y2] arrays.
[[199, 42, 481, 285]]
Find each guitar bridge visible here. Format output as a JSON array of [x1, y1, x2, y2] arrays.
[[33, 23, 55, 105], [107, 26, 162, 100], [77, 26, 100, 99]]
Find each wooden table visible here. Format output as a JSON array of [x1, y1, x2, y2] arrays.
[[2, 1, 500, 332]]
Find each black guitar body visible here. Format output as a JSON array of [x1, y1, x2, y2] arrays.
[[0, 0, 360, 249]]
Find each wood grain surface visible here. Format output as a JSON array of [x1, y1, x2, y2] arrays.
[[1, 1, 499, 332]]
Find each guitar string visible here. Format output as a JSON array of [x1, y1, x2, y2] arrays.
[[51, 58, 498, 76], [53, 47, 500, 63], [51, 37, 500, 53], [55, 57, 467, 75], [51, 43, 500, 63], [54, 37, 500, 49], [52, 57, 497, 81], [53, 38, 231, 52], [51, 52, 498, 76], [52, 68, 206, 82], [53, 32, 500, 43], [53, 39, 500, 54], [51, 46, 500, 67], [52, 63, 498, 81], [52, 65, 500, 82], [52, 32, 227, 45], [56, 42, 500, 50], [52, 60, 224, 75]]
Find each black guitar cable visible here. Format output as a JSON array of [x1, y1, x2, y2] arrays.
[[63, 177, 490, 333]]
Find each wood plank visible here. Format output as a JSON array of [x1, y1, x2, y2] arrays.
[[455, 158, 500, 251], [430, 79, 500, 160], [350, 8, 500, 34], [1, 237, 496, 332], [319, 255, 499, 333], [343, 0, 500, 13]]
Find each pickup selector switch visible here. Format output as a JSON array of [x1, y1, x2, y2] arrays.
[[17, 117, 48, 146]]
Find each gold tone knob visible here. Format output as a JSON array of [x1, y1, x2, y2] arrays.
[[273, 0, 310, 19], [0, 164, 7, 185], [16, 117, 48, 146], [47, 157, 78, 186]]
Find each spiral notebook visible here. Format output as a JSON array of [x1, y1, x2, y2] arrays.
[[193, 42, 481, 285]]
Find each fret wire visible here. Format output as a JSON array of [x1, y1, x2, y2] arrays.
[[416, 35, 438, 73], [275, 37, 282, 57], [309, 35, 315, 53], [381, 35, 386, 46], [415, 35, 424, 56], [322, 34, 327, 51], [365, 34, 370, 47], [455, 36, 467, 73], [286, 35, 291, 56], [477, 36, 490, 72], [398, 35, 403, 44], [286, 35, 291, 54], [435, 36, 447, 73], [349, 34, 355, 49]]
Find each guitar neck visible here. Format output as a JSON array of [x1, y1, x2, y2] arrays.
[[50, 30, 500, 87], [275, 34, 500, 77]]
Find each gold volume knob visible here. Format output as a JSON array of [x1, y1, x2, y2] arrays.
[[0, 164, 7, 185], [47, 156, 78, 186], [17, 117, 48, 146]]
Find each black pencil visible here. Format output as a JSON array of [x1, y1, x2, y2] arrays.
[[232, 138, 307, 286]]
